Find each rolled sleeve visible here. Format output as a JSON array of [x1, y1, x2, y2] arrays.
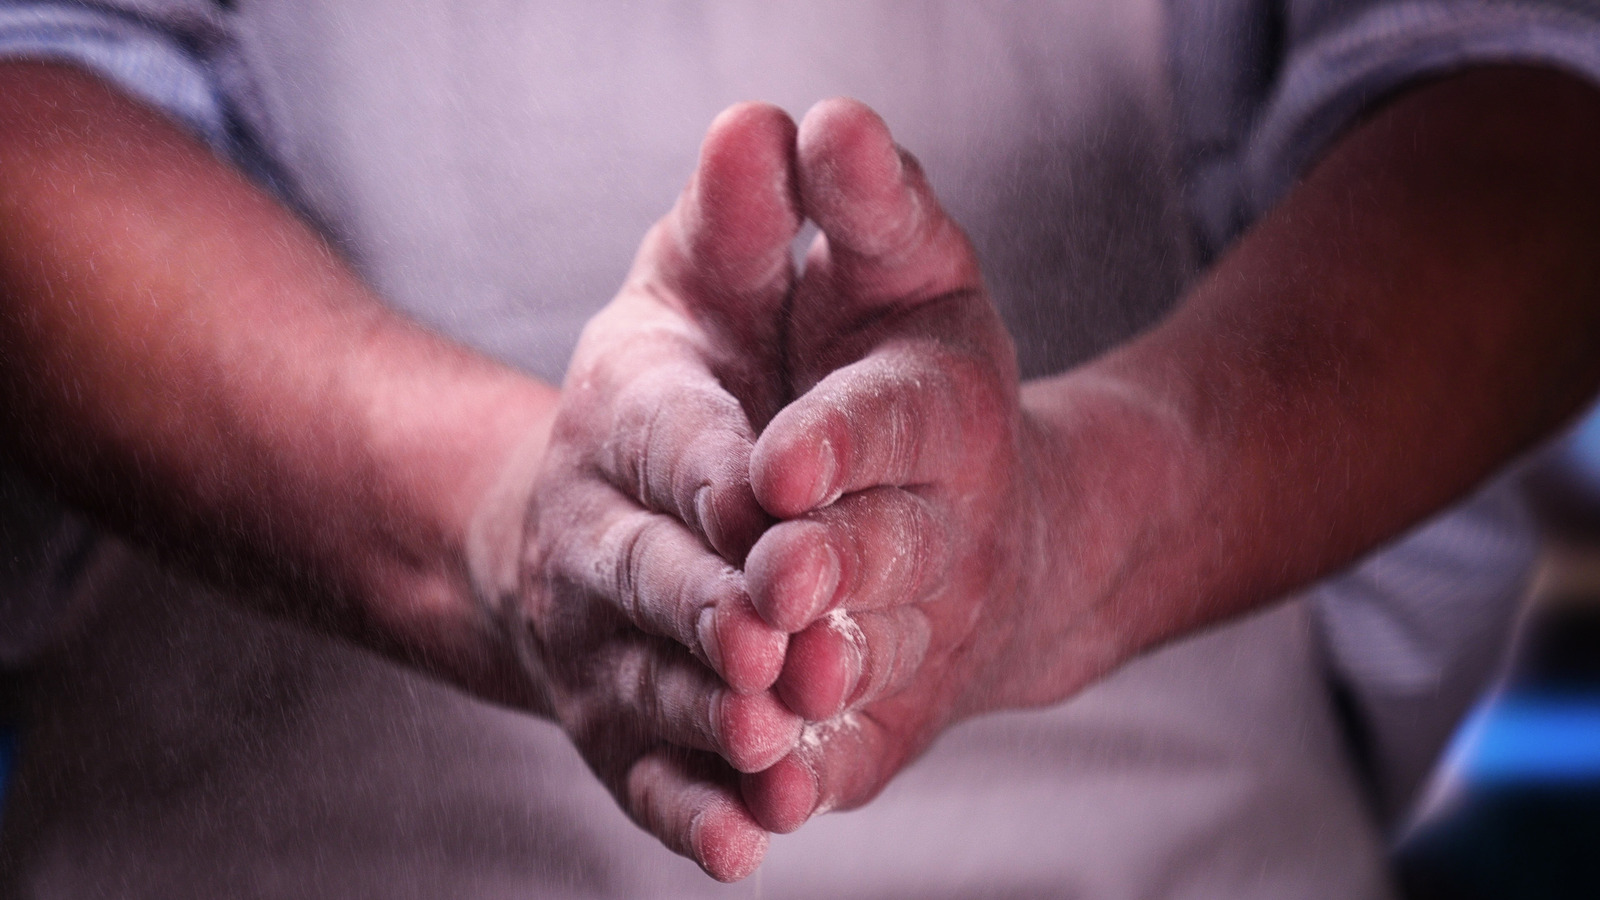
[[1242, 1, 1600, 216], [0, 1, 230, 150]]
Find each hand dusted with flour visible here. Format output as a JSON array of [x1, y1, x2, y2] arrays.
[[742, 99, 1067, 831], [513, 103, 811, 880], [741, 73, 1600, 839]]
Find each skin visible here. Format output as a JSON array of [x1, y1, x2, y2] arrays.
[[517, 102, 810, 876], [0, 61, 789, 881], [730, 70, 1600, 831]]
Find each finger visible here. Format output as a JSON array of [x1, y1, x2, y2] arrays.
[[596, 355, 767, 560], [796, 97, 978, 306], [774, 606, 930, 722], [600, 641, 801, 774], [544, 486, 786, 692], [746, 487, 949, 631], [653, 101, 801, 353], [627, 749, 770, 882], [739, 706, 899, 834], [750, 343, 1009, 517], [587, 101, 799, 537]]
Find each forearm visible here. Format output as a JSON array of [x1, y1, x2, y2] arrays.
[[1014, 66, 1600, 702], [0, 61, 557, 694]]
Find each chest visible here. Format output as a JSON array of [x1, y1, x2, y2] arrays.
[[231, 0, 1185, 379]]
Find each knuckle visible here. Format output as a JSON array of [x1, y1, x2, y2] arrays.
[[840, 489, 945, 604], [609, 369, 749, 521], [882, 609, 931, 692], [626, 647, 665, 731], [588, 641, 652, 727], [527, 527, 605, 648], [598, 510, 667, 623], [559, 647, 646, 759], [605, 376, 670, 500], [599, 510, 723, 647], [897, 495, 949, 586], [662, 386, 747, 509]]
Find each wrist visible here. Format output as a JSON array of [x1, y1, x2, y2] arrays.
[[978, 366, 1207, 712], [337, 315, 559, 708]]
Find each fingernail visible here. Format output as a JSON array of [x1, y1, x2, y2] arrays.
[[810, 437, 840, 509], [826, 610, 866, 712], [793, 732, 832, 816], [724, 691, 803, 773], [698, 605, 725, 675], [694, 485, 721, 550], [802, 541, 841, 625], [798, 755, 823, 818], [708, 688, 727, 750]]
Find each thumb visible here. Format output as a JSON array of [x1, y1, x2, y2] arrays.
[[650, 102, 802, 358], [794, 98, 980, 312]]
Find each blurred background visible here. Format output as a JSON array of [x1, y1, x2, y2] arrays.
[[1393, 412, 1600, 899]]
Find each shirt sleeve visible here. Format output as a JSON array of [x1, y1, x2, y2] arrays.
[[0, 1, 233, 151], [1243, 0, 1600, 217]]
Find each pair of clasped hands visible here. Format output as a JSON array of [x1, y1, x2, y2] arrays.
[[511, 98, 1054, 880]]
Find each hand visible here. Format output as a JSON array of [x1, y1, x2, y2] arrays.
[[738, 72, 1600, 833], [489, 104, 809, 881], [737, 99, 1097, 831], [0, 62, 812, 881]]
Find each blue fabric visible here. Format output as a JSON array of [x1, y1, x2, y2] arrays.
[[1169, 0, 1600, 262], [1246, 1, 1600, 227], [0, 1, 229, 147]]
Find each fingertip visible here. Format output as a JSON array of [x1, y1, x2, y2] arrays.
[[625, 751, 770, 882], [796, 98, 916, 258], [699, 101, 799, 198], [797, 97, 896, 187], [694, 480, 767, 563], [692, 795, 771, 882], [680, 102, 802, 297], [706, 599, 788, 693], [746, 521, 842, 632], [750, 411, 841, 518], [741, 753, 819, 834], [699, 100, 800, 222], [717, 690, 803, 774], [705, 100, 799, 161], [776, 620, 860, 722]]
